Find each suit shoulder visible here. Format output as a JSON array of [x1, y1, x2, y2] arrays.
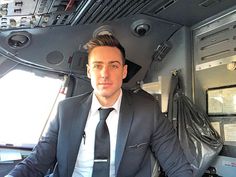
[[124, 89, 156, 102], [60, 91, 92, 105]]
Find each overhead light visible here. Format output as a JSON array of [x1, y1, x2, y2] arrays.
[[131, 19, 151, 37], [6, 31, 31, 49], [93, 25, 113, 37], [227, 61, 236, 71]]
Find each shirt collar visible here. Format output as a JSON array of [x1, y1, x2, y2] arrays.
[[90, 89, 122, 115]]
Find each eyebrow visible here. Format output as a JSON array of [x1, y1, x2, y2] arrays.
[[109, 61, 122, 65], [92, 61, 122, 65]]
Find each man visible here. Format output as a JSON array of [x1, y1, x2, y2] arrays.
[[6, 35, 193, 177]]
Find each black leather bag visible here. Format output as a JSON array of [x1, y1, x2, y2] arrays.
[[167, 72, 223, 177]]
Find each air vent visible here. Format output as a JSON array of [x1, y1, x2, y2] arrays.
[[71, 0, 152, 25], [199, 0, 221, 8], [46, 51, 64, 65], [196, 22, 236, 63], [152, 41, 172, 61], [144, 0, 177, 15], [200, 39, 229, 51], [201, 50, 230, 61], [154, 0, 177, 14], [200, 28, 229, 41], [6, 31, 31, 49]]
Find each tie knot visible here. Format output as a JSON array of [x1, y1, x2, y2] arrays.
[[99, 108, 114, 121]]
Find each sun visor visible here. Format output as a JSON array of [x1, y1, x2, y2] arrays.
[[123, 59, 141, 83]]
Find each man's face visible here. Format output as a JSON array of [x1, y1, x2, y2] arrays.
[[87, 46, 127, 101]]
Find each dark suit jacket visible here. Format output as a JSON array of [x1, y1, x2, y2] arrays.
[[8, 89, 192, 177]]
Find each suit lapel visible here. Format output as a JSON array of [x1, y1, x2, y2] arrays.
[[115, 90, 134, 174], [65, 91, 133, 176], [67, 93, 92, 177]]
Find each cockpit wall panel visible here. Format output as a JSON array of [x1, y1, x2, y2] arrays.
[[0, 14, 181, 88]]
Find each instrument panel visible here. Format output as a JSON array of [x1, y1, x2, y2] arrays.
[[0, 0, 81, 30]]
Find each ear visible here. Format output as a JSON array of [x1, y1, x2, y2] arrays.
[[122, 64, 128, 79], [86, 64, 91, 79]]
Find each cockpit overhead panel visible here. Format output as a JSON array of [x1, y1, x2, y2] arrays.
[[0, 0, 79, 30], [0, 0, 178, 31]]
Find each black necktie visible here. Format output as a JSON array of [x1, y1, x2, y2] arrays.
[[92, 108, 114, 177]]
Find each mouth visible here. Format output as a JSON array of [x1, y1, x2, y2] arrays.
[[99, 83, 112, 85], [99, 82, 112, 87]]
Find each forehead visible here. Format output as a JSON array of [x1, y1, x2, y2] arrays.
[[88, 46, 123, 64]]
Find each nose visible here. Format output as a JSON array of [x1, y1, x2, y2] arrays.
[[101, 65, 109, 78]]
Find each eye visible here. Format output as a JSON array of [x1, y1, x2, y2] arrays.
[[110, 64, 119, 69], [93, 64, 103, 70]]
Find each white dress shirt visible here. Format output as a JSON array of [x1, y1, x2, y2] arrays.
[[72, 90, 122, 177]]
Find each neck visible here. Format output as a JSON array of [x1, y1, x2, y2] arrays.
[[96, 89, 121, 107]]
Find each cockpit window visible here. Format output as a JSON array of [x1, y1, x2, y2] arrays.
[[0, 68, 66, 148]]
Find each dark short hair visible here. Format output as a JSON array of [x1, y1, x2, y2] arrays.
[[86, 34, 126, 65]]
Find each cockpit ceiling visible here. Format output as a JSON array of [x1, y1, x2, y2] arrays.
[[1, 0, 236, 31]]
